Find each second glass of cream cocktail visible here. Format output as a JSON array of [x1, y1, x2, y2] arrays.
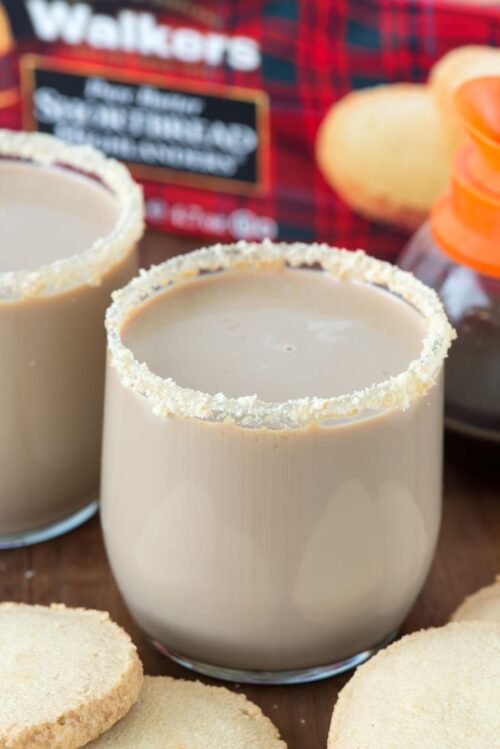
[[102, 241, 453, 684], [0, 129, 143, 547]]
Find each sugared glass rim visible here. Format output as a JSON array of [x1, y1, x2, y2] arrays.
[[106, 241, 455, 430], [0, 129, 144, 300]]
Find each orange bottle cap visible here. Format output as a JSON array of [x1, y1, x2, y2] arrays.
[[431, 77, 500, 278]]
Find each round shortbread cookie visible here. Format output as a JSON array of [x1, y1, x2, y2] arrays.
[[86, 676, 287, 748], [451, 576, 500, 623], [316, 84, 453, 230], [430, 45, 500, 142], [0, 603, 143, 749], [328, 622, 500, 749]]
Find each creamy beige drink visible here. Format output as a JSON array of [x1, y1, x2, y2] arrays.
[[102, 242, 453, 683], [1, 162, 119, 271], [0, 130, 143, 546]]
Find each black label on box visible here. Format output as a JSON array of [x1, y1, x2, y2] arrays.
[[21, 56, 268, 195]]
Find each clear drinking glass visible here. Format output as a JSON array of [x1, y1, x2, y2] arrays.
[[102, 242, 453, 684], [0, 129, 143, 547]]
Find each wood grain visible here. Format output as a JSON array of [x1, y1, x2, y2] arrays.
[[1, 231, 499, 749]]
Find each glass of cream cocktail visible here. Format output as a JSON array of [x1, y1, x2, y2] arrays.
[[102, 241, 453, 684], [0, 129, 143, 547]]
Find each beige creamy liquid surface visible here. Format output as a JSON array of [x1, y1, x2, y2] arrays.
[[0, 160, 138, 534], [103, 269, 443, 671], [123, 270, 424, 398], [0, 161, 119, 271]]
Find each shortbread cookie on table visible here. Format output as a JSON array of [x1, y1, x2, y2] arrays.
[[328, 622, 500, 748], [316, 84, 453, 231], [451, 576, 500, 623], [86, 676, 287, 748], [0, 603, 143, 749]]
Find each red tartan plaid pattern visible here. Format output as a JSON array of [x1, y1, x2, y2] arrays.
[[1, 0, 500, 259]]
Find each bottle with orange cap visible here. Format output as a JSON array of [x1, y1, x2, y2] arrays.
[[399, 76, 500, 442]]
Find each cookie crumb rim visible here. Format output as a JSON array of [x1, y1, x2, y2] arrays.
[[106, 240, 455, 429], [0, 129, 144, 300]]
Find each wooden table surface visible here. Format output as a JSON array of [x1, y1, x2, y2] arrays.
[[2, 231, 499, 749]]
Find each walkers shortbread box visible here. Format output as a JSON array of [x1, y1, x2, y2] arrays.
[[1, 0, 500, 258]]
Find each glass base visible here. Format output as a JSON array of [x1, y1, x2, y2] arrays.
[[0, 499, 99, 550], [150, 629, 399, 685]]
